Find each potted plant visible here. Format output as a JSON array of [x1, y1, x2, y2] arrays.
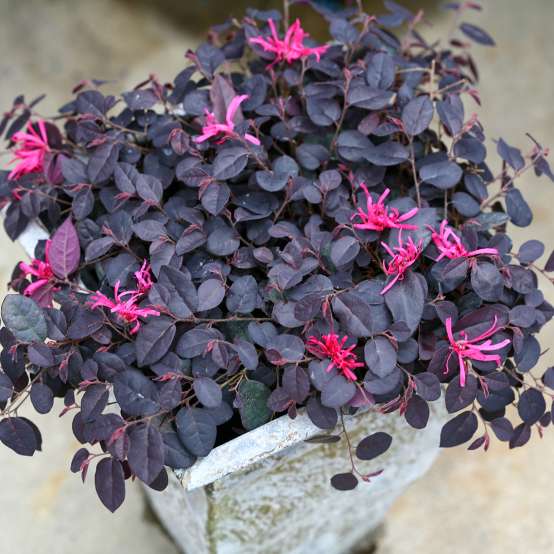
[[1, 1, 553, 553]]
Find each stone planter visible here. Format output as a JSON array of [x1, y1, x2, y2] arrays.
[[143, 403, 446, 554], [14, 221, 447, 554], [14, 219, 49, 258]]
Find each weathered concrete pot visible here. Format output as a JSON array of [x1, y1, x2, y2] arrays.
[[14, 222, 446, 554], [15, 220, 50, 258], [144, 403, 446, 554]]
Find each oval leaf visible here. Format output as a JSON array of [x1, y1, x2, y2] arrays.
[[95, 458, 125, 512], [1, 294, 47, 343], [175, 407, 217, 457], [49, 218, 80, 278], [440, 411, 478, 448], [356, 431, 392, 460]]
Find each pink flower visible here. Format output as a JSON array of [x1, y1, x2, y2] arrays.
[[89, 282, 160, 334], [19, 240, 55, 298], [249, 18, 328, 67], [352, 184, 419, 232], [306, 333, 364, 381], [194, 94, 260, 146], [429, 220, 498, 262], [134, 260, 153, 295], [8, 120, 51, 180], [380, 235, 422, 294], [445, 316, 511, 387]]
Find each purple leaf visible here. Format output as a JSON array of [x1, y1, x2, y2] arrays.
[[440, 411, 478, 448], [366, 52, 395, 89], [330, 472, 358, 491], [453, 137, 486, 164], [175, 407, 217, 456], [80, 384, 109, 422], [460, 22, 495, 46], [70, 448, 89, 473], [282, 365, 310, 403], [0, 417, 41, 456], [197, 279, 225, 311], [0, 373, 13, 402], [437, 95, 464, 135], [419, 160, 462, 189], [384, 271, 426, 334], [127, 423, 164, 484], [321, 374, 356, 408], [506, 188, 532, 227], [364, 336, 397, 377], [232, 339, 259, 370], [518, 239, 544, 264], [95, 458, 126, 512], [306, 397, 337, 429], [402, 96, 433, 136], [193, 377, 223, 408], [135, 316, 176, 367], [113, 370, 160, 417], [445, 375, 478, 413], [490, 417, 513, 442], [213, 147, 248, 180], [30, 383, 54, 415], [518, 388, 546, 425], [509, 423, 531, 449], [49, 218, 80, 278], [497, 138, 524, 171], [87, 142, 120, 184], [405, 395, 429, 429], [356, 432, 392, 460], [162, 430, 196, 470], [413, 372, 441, 401]]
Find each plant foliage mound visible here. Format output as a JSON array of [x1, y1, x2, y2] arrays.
[[1, 1, 554, 510]]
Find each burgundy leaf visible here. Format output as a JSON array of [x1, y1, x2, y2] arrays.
[[95, 457, 126, 512], [49, 218, 80, 278]]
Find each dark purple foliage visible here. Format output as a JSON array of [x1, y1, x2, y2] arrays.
[[1, 1, 554, 511]]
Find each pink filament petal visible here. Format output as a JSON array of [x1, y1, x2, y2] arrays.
[[8, 120, 51, 181], [380, 235, 422, 294], [430, 220, 498, 261], [194, 95, 257, 146], [307, 333, 363, 381], [249, 18, 328, 67], [444, 316, 511, 387], [352, 185, 419, 232], [225, 94, 248, 127]]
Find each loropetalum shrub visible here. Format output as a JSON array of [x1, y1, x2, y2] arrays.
[[1, 1, 554, 510]]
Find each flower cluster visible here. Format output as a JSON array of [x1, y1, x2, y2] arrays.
[[307, 333, 364, 381], [444, 317, 511, 387], [352, 185, 419, 232], [380, 235, 423, 294], [194, 94, 260, 146], [8, 120, 50, 180], [249, 18, 328, 67], [430, 220, 499, 261], [18, 240, 55, 300], [89, 262, 159, 334], [0, 2, 553, 510]]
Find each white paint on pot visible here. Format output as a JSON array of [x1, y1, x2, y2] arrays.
[[12, 220, 49, 258], [144, 403, 447, 554]]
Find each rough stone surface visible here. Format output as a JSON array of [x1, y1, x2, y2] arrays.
[[145, 405, 446, 554]]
